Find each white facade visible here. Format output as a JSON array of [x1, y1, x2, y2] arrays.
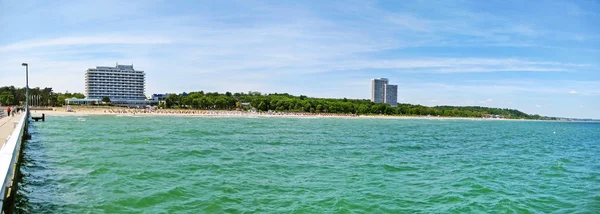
[[85, 64, 146, 100], [371, 78, 398, 106]]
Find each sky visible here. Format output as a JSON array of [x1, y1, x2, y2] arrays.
[[0, 0, 599, 118]]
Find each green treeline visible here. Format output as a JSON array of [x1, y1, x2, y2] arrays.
[[164, 91, 550, 119], [0, 85, 552, 119], [0, 86, 84, 106]]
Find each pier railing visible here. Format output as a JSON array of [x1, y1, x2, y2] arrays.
[[0, 113, 27, 212]]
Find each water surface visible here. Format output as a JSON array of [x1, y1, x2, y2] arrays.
[[17, 116, 600, 213]]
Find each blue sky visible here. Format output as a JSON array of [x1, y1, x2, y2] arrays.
[[0, 0, 599, 118]]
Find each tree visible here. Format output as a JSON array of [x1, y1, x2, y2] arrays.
[[102, 96, 111, 103], [165, 94, 179, 108], [181, 96, 192, 107], [443, 110, 453, 116], [384, 105, 395, 115], [371, 103, 387, 114], [258, 101, 267, 111], [41, 87, 53, 106], [192, 98, 201, 109], [49, 94, 59, 106], [0, 92, 14, 106], [357, 105, 370, 115]]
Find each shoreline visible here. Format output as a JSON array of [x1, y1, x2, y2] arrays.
[[25, 107, 572, 122]]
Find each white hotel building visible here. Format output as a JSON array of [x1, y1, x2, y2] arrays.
[[85, 64, 146, 100], [66, 63, 157, 107]]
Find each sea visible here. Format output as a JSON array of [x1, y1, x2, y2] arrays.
[[16, 116, 600, 213]]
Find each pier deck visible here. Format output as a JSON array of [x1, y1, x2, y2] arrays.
[[0, 112, 27, 213], [0, 114, 22, 148]]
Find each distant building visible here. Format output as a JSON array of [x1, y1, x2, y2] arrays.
[[67, 63, 157, 107], [371, 78, 398, 107], [85, 63, 146, 100], [151, 94, 168, 101], [371, 78, 388, 103], [385, 84, 398, 107]]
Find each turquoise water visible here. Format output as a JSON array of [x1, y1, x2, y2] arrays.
[[17, 116, 600, 213]]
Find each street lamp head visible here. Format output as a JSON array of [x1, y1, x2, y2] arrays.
[[21, 63, 28, 66]]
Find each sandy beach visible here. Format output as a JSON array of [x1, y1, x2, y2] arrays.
[[30, 106, 358, 118], [27, 106, 517, 121]]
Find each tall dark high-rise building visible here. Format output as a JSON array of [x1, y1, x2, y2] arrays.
[[371, 78, 397, 107]]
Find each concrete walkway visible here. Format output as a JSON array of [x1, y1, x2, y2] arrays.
[[0, 114, 23, 148]]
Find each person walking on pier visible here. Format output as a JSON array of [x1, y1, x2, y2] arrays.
[[6, 107, 11, 117]]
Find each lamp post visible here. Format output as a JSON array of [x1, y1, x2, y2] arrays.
[[21, 63, 29, 113]]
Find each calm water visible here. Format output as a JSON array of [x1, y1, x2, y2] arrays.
[[16, 116, 600, 213]]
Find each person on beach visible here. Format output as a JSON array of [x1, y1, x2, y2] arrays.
[[7, 107, 11, 117]]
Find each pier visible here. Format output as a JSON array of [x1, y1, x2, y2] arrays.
[[0, 111, 28, 214], [0, 115, 22, 146]]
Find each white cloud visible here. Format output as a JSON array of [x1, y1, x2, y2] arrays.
[[511, 25, 541, 37], [0, 36, 172, 52], [536, 105, 542, 108], [569, 90, 578, 95], [419, 80, 600, 96], [323, 58, 585, 74], [387, 14, 433, 32], [486, 98, 493, 102]]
